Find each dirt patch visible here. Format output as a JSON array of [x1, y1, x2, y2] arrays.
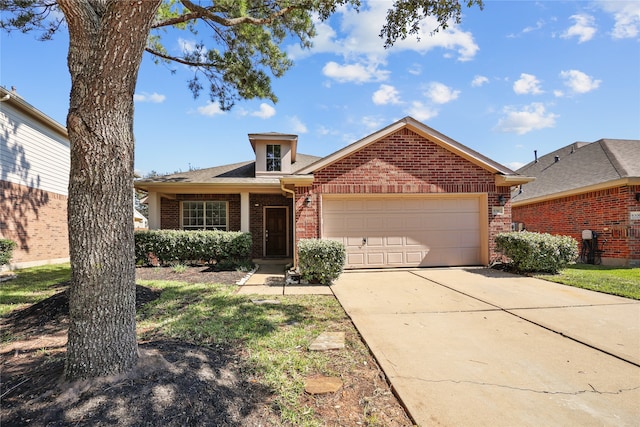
[[135, 265, 250, 285], [1, 267, 414, 426]]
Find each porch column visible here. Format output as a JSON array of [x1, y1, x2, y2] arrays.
[[240, 192, 250, 232], [147, 191, 161, 230]]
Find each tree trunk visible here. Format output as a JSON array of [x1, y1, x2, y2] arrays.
[[60, 0, 161, 380]]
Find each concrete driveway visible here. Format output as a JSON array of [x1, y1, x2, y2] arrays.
[[332, 268, 640, 426]]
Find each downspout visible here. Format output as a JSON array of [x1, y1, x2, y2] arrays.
[[280, 181, 297, 269]]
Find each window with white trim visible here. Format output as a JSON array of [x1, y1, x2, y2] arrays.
[[266, 144, 281, 171], [182, 201, 227, 230]]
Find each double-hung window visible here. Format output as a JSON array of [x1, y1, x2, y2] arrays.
[[266, 144, 281, 172], [182, 201, 227, 230]]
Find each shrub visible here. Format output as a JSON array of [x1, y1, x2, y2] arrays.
[[0, 239, 17, 267], [298, 239, 346, 285], [495, 231, 578, 273], [135, 230, 252, 269]]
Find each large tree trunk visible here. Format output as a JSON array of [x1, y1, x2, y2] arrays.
[[59, 0, 161, 380]]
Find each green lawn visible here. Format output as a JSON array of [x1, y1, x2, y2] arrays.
[[136, 279, 361, 425], [0, 263, 71, 316], [534, 264, 640, 300], [1, 265, 375, 426]]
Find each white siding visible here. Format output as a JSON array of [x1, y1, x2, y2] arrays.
[[1, 103, 70, 196]]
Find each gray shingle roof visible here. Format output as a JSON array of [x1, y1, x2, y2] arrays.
[[136, 153, 321, 185], [512, 139, 640, 203]]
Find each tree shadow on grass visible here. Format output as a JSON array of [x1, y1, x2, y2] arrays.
[[2, 340, 277, 427], [1, 283, 312, 426]]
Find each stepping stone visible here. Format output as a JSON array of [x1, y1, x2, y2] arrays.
[[251, 299, 281, 305], [304, 375, 343, 395], [309, 331, 345, 351]]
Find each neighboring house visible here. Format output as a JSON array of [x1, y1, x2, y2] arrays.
[[512, 139, 640, 266], [0, 86, 70, 268], [134, 208, 149, 230], [136, 117, 531, 268]]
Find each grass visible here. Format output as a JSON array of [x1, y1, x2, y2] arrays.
[[0, 263, 70, 316], [2, 266, 364, 425], [136, 279, 358, 426], [8, 263, 636, 424], [534, 264, 640, 300]]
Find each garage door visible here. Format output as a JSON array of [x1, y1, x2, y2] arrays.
[[323, 196, 483, 268]]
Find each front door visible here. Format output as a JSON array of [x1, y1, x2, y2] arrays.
[[265, 207, 288, 257]]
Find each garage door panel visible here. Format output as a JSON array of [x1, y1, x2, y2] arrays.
[[347, 252, 365, 265], [366, 236, 384, 246], [406, 251, 427, 264], [367, 252, 385, 265], [323, 197, 482, 268], [386, 236, 403, 246], [387, 252, 404, 264], [346, 236, 364, 247]]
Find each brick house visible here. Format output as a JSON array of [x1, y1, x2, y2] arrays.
[[137, 117, 531, 268], [511, 139, 640, 266], [0, 86, 70, 268]]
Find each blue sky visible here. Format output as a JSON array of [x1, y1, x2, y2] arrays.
[[1, 1, 639, 176]]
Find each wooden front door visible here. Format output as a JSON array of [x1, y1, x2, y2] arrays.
[[265, 207, 288, 257]]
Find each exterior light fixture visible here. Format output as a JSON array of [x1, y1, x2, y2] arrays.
[[636, 193, 640, 202], [498, 195, 506, 206], [305, 196, 312, 206]]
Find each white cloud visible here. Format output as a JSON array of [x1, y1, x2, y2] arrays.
[[250, 103, 276, 119], [561, 14, 597, 43], [513, 73, 543, 95], [289, 116, 308, 134], [361, 115, 385, 130], [134, 92, 166, 103], [322, 61, 389, 84], [471, 75, 489, 87], [495, 103, 558, 135], [196, 102, 225, 117], [522, 20, 545, 34], [425, 82, 459, 104], [288, 0, 480, 83], [408, 64, 422, 76], [559, 69, 601, 94], [405, 101, 439, 122], [506, 161, 525, 171], [178, 37, 197, 54], [596, 0, 640, 39], [372, 84, 401, 105]]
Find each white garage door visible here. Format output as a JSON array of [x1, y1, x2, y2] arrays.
[[323, 196, 483, 268]]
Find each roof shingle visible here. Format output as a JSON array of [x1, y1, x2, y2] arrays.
[[512, 139, 640, 203]]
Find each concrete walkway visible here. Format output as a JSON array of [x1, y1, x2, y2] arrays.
[[236, 263, 333, 295], [332, 268, 640, 426]]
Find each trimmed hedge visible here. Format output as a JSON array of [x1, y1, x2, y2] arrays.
[[135, 230, 252, 268], [495, 231, 578, 273], [298, 238, 346, 285], [0, 239, 17, 267]]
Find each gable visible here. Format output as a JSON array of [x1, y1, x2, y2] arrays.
[[313, 127, 495, 191], [298, 117, 517, 178]]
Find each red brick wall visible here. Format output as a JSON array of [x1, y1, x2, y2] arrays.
[[1, 180, 69, 266], [160, 198, 180, 229], [250, 193, 291, 258], [294, 128, 511, 262], [512, 185, 640, 265], [161, 194, 241, 231]]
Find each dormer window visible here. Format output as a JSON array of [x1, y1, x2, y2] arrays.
[[266, 144, 281, 171], [249, 133, 297, 176]]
